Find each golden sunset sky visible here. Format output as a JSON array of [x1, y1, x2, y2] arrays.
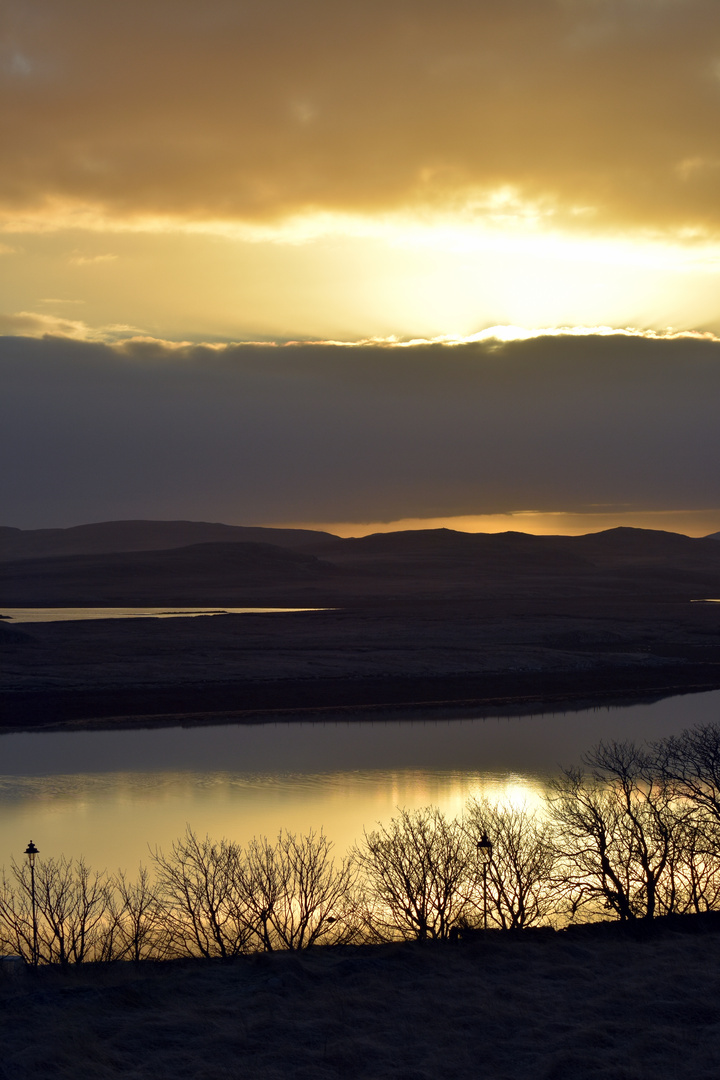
[[2, 0, 720, 533]]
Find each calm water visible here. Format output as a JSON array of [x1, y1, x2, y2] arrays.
[[0, 607, 321, 624], [1, 690, 719, 872]]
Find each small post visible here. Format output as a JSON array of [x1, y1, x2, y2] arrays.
[[24, 841, 39, 967], [476, 833, 493, 931]]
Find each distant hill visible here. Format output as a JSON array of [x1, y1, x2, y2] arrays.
[[3, 525, 720, 607], [707, 532, 720, 541], [305, 527, 590, 573], [310, 525, 720, 571], [303, 526, 720, 601], [0, 541, 339, 606], [552, 527, 720, 566], [0, 520, 338, 563]]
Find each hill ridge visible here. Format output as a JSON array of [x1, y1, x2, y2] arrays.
[[0, 519, 339, 563]]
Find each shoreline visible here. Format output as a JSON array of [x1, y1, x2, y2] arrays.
[[2, 665, 719, 733]]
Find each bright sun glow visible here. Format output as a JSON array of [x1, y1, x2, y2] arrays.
[[3, 201, 720, 344], [273, 508, 720, 539]]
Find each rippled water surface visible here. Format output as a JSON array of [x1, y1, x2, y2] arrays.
[[1, 689, 719, 870]]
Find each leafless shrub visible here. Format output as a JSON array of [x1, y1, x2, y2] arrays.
[[659, 814, 720, 915], [0, 856, 115, 965], [110, 866, 170, 962], [656, 722, 720, 822], [240, 829, 359, 950], [463, 797, 559, 929], [547, 741, 692, 922], [0, 867, 34, 961], [151, 828, 252, 958], [354, 807, 471, 942], [547, 769, 642, 921]]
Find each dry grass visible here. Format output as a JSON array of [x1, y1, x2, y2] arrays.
[[3, 920, 720, 1079]]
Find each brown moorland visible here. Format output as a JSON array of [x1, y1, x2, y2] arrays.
[[1, 523, 720, 730], [2, 918, 720, 1079]]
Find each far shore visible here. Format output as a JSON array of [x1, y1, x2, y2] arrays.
[[2, 667, 719, 734], [3, 540, 720, 736]]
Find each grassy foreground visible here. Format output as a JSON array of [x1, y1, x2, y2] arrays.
[[2, 918, 720, 1080]]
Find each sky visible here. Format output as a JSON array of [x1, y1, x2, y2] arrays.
[[2, 0, 720, 534]]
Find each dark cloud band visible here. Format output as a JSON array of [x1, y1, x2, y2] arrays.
[[1, 332, 718, 528]]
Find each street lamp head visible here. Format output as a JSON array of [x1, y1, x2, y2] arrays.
[[476, 833, 493, 866], [24, 841, 39, 867]]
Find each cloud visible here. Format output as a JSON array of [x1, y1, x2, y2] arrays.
[[0, 311, 139, 340], [1, 0, 720, 237], [331, 326, 720, 348], [1, 330, 719, 528], [0, 311, 93, 339], [68, 252, 118, 266]]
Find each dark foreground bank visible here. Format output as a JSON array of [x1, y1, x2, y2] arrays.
[[3, 917, 720, 1080]]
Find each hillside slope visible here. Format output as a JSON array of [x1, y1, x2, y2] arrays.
[[0, 520, 337, 562]]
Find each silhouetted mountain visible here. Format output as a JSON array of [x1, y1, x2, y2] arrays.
[[299, 526, 720, 602], [0, 520, 338, 563], [707, 532, 720, 541], [307, 528, 589, 573], [3, 526, 720, 607], [311, 526, 720, 573], [549, 528, 720, 570]]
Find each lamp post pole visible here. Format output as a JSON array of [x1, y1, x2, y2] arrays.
[[476, 833, 493, 931], [24, 841, 39, 967]]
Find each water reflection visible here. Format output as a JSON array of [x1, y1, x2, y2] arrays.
[[0, 606, 320, 623], [0, 768, 544, 876], [1, 689, 718, 872]]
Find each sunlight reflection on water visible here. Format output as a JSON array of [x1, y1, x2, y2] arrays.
[[0, 606, 320, 623], [1, 689, 719, 871]]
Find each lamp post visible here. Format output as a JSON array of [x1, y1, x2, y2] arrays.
[[24, 841, 39, 967], [476, 833, 493, 931]]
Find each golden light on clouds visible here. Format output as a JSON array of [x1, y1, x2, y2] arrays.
[[3, 0, 720, 532], [1, 1, 720, 336], [3, 0, 720, 234], [1, 212, 720, 345], [1, 0, 720, 342]]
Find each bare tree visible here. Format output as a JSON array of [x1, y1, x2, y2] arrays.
[[547, 767, 638, 922], [589, 740, 695, 919], [151, 828, 251, 958], [651, 723, 720, 914], [660, 815, 720, 915], [0, 856, 115, 965], [111, 866, 170, 962], [354, 807, 471, 942], [547, 741, 690, 922], [240, 829, 358, 951], [0, 866, 34, 961], [463, 797, 559, 929], [656, 723, 720, 823]]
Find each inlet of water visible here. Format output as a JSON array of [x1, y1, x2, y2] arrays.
[[0, 606, 322, 623]]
